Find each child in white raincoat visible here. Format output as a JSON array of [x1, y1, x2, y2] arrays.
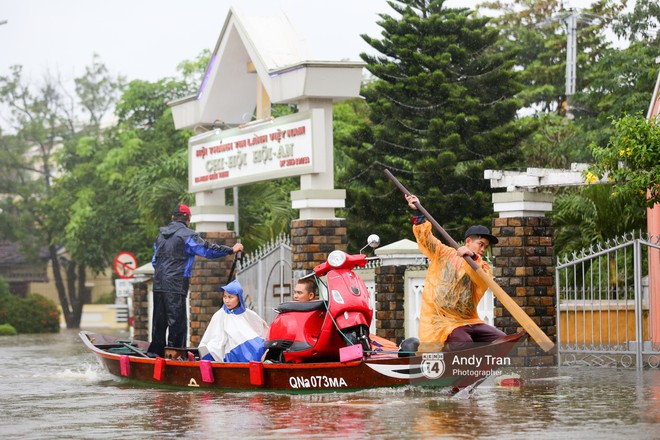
[[198, 280, 268, 362]]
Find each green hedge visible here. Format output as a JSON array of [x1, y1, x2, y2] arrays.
[[0, 278, 60, 334], [0, 323, 17, 336]]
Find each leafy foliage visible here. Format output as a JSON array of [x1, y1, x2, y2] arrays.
[[483, 0, 660, 254], [515, 113, 581, 168], [589, 113, 660, 207], [0, 323, 18, 336], [344, 0, 523, 247], [0, 278, 60, 333], [552, 184, 647, 256], [0, 56, 125, 328], [485, 0, 660, 162]]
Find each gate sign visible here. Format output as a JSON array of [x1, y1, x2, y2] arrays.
[[188, 109, 324, 192], [114, 251, 138, 279]]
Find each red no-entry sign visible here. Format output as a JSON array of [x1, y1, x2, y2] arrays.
[[114, 251, 138, 279]]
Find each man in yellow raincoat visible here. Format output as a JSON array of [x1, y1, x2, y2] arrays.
[[406, 194, 505, 351]]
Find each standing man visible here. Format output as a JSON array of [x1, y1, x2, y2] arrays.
[[293, 278, 317, 302], [148, 204, 243, 357], [405, 194, 505, 351]]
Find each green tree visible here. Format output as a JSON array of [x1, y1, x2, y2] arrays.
[[346, 0, 522, 246], [588, 113, 660, 207], [0, 56, 125, 328], [572, 0, 660, 151], [107, 77, 195, 265], [485, 0, 660, 164], [234, 180, 297, 251], [481, 0, 575, 113], [515, 113, 579, 168], [552, 184, 647, 256], [484, 0, 660, 257], [333, 97, 378, 250]]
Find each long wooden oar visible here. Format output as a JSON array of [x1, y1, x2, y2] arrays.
[[384, 169, 555, 352]]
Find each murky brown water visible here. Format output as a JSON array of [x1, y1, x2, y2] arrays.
[[1, 330, 659, 439]]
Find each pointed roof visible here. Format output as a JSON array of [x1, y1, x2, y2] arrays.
[[170, 7, 365, 129]]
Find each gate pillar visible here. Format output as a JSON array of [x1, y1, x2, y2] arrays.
[[131, 281, 150, 342], [290, 219, 347, 276], [491, 216, 557, 366]]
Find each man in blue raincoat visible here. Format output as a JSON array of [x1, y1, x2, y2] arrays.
[[148, 204, 243, 357]]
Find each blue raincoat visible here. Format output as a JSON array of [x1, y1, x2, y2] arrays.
[[198, 280, 268, 362]]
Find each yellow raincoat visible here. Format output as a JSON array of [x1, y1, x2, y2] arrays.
[[413, 221, 491, 351]]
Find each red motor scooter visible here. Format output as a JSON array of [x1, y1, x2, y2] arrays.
[[264, 235, 381, 363]]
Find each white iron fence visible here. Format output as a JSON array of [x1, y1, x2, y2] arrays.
[[556, 232, 660, 369], [236, 233, 293, 324]]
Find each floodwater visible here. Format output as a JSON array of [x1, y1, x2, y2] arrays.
[[1, 330, 659, 439]]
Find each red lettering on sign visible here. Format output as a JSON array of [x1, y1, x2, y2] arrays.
[[279, 156, 310, 168], [287, 126, 306, 137]]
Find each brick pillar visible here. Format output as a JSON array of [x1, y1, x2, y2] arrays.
[[189, 231, 239, 346], [290, 219, 347, 272], [132, 281, 150, 342], [374, 265, 406, 343], [491, 217, 556, 366]]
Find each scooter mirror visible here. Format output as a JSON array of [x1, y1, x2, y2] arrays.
[[367, 234, 380, 248]]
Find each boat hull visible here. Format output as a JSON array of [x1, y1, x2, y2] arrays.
[[80, 331, 524, 393]]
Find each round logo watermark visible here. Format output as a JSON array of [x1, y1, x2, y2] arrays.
[[421, 353, 445, 379]]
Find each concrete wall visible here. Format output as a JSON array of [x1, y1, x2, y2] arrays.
[[60, 304, 128, 330], [31, 262, 115, 304]]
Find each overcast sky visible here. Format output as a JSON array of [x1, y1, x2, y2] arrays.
[[1, 0, 599, 87]]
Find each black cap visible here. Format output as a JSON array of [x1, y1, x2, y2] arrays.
[[464, 225, 498, 245]]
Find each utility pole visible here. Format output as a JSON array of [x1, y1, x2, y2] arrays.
[[537, 9, 598, 118], [563, 11, 578, 117]]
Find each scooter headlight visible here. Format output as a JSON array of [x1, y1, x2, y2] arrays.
[[327, 250, 347, 268]]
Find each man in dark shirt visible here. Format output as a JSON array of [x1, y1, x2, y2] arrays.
[[148, 204, 243, 356]]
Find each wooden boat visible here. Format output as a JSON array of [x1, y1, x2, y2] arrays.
[[80, 330, 525, 393]]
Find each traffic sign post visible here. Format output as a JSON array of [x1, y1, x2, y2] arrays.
[[115, 278, 135, 338]]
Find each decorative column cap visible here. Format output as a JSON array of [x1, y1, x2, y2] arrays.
[[375, 239, 423, 266], [290, 189, 346, 209], [291, 189, 346, 220], [492, 191, 554, 218]]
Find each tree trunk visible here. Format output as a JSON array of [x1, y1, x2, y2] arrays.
[[49, 245, 74, 327], [66, 260, 82, 328], [49, 245, 87, 329]]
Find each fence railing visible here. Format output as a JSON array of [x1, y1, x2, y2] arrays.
[[237, 233, 292, 323], [556, 232, 660, 368]]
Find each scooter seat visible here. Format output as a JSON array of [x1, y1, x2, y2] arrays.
[[275, 300, 327, 313]]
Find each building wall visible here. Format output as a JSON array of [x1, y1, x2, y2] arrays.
[[29, 261, 115, 304]]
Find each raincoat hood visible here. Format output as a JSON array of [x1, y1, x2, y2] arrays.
[[158, 221, 187, 238], [221, 279, 246, 314]]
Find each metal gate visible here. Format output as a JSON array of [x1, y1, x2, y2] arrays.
[[556, 232, 660, 369], [236, 233, 293, 323]]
